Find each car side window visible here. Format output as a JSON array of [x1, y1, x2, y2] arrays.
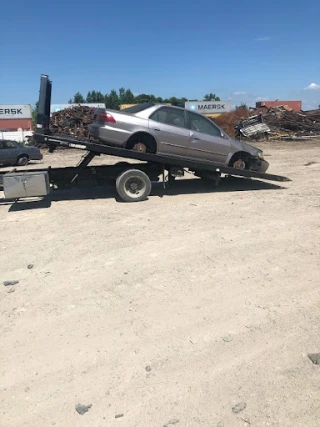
[[188, 112, 222, 137], [150, 107, 187, 129], [3, 141, 17, 149]]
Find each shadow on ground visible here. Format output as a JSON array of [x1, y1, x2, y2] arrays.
[[1, 177, 285, 212]]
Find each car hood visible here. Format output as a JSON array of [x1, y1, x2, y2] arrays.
[[228, 137, 262, 157]]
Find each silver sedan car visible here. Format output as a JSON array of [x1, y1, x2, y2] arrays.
[[88, 103, 268, 173]]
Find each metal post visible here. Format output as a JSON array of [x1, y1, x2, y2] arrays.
[[71, 152, 96, 183]]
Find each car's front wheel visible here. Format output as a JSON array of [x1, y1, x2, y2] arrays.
[[17, 155, 29, 166], [229, 152, 251, 170], [232, 159, 246, 170]]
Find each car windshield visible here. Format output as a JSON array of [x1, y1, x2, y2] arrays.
[[121, 102, 155, 114]]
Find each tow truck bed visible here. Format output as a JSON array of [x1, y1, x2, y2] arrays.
[[0, 74, 290, 203]]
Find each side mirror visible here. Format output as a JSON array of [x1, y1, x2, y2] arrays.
[[220, 131, 228, 139]]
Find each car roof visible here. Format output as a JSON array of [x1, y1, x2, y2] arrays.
[[0, 139, 19, 143]]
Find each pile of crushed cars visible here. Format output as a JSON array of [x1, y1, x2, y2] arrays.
[[49, 106, 95, 138], [233, 106, 320, 141]]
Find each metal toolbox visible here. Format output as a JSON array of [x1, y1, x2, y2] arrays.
[[3, 171, 50, 199]]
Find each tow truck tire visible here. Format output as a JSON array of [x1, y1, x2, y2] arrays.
[[116, 169, 152, 202]]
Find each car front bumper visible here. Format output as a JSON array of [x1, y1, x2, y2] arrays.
[[258, 159, 269, 173], [250, 158, 269, 173]]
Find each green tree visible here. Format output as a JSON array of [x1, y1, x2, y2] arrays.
[[86, 91, 93, 103], [203, 93, 220, 101], [105, 89, 119, 110], [179, 97, 188, 106], [134, 94, 153, 103], [124, 89, 135, 104], [168, 97, 179, 106], [118, 88, 126, 104], [72, 92, 85, 103], [32, 101, 39, 126], [95, 91, 105, 103], [87, 90, 105, 103], [91, 91, 97, 102]]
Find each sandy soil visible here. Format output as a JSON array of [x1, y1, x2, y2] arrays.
[[0, 141, 320, 427]]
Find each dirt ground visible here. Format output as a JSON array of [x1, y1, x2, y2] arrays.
[[0, 141, 319, 427]]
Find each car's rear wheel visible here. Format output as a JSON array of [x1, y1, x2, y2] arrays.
[[126, 133, 157, 154], [17, 155, 29, 166], [132, 141, 147, 152]]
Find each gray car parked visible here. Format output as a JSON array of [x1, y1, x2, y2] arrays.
[[0, 140, 43, 166], [89, 103, 268, 173]]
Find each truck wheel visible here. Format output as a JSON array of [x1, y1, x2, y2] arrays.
[[17, 155, 29, 166], [116, 169, 152, 202]]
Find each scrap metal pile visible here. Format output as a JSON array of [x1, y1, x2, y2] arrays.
[[50, 106, 95, 137], [262, 108, 320, 137], [214, 107, 320, 140]]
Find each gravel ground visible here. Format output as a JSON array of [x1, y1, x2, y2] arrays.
[[0, 141, 319, 427]]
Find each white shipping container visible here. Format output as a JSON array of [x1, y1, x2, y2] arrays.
[[0, 105, 32, 119], [185, 101, 232, 114], [0, 130, 34, 143]]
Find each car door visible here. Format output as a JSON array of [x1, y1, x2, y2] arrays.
[[186, 111, 231, 164], [2, 140, 20, 164], [148, 106, 190, 157], [0, 141, 6, 164]]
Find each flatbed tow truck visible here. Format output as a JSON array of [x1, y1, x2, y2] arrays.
[[0, 75, 290, 203]]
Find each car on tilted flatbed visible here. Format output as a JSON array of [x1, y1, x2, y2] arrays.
[[88, 103, 269, 173], [0, 139, 43, 166]]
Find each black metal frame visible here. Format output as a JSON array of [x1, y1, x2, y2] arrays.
[[37, 74, 52, 134], [34, 131, 289, 183]]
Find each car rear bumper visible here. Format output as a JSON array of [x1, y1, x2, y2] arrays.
[[32, 153, 43, 160], [89, 124, 128, 147]]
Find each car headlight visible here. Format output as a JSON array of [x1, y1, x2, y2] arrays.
[[258, 152, 264, 160]]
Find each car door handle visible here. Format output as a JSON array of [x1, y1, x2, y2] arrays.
[[153, 128, 160, 131], [193, 137, 200, 140]]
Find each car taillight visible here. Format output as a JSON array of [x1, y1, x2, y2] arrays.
[[99, 113, 116, 123]]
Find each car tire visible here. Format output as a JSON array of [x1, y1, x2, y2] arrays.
[[232, 159, 246, 170], [17, 155, 29, 166], [126, 134, 157, 154], [229, 152, 251, 170], [116, 169, 152, 202]]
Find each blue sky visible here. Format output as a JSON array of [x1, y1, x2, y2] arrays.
[[1, 0, 319, 109]]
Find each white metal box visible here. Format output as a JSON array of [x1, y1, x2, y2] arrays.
[[3, 171, 50, 199]]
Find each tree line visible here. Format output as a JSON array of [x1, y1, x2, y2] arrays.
[[68, 89, 221, 109]]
